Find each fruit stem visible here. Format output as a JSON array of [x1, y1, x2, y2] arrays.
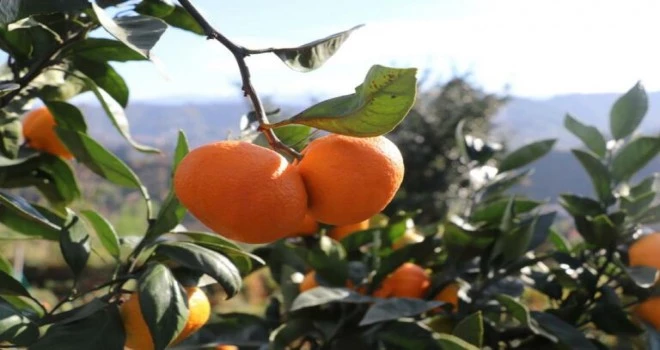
[[178, 0, 302, 160]]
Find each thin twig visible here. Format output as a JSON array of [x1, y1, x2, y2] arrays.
[[177, 0, 302, 160]]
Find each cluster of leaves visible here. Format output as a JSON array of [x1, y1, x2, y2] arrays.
[[199, 83, 660, 350], [0, 0, 422, 349]]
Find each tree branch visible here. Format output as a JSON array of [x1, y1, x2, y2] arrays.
[[177, 0, 302, 160]]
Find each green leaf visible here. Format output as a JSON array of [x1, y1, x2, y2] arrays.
[[0, 118, 21, 158], [471, 198, 541, 223], [59, 216, 90, 280], [270, 318, 317, 350], [272, 25, 363, 72], [67, 38, 146, 62], [590, 215, 618, 247], [55, 127, 148, 193], [0, 270, 29, 297], [0, 301, 39, 346], [564, 114, 607, 157], [591, 297, 643, 335], [134, 0, 175, 18], [305, 236, 348, 286], [499, 196, 516, 233], [452, 311, 483, 348], [272, 65, 417, 137], [495, 294, 538, 331], [74, 58, 129, 107], [559, 194, 604, 217], [498, 139, 556, 173], [571, 149, 612, 204], [621, 191, 655, 217], [290, 286, 373, 311], [145, 131, 188, 239], [639, 204, 660, 225], [45, 101, 87, 133], [0, 191, 60, 240], [527, 212, 558, 251], [630, 174, 658, 198], [154, 242, 242, 298], [0, 256, 11, 276], [138, 263, 188, 350], [481, 169, 532, 199], [80, 210, 120, 262], [92, 2, 167, 59], [359, 298, 443, 326], [254, 124, 311, 153], [610, 81, 648, 140], [0, 83, 19, 97], [136, 3, 204, 35], [73, 72, 158, 153], [29, 306, 125, 350], [611, 137, 660, 182], [378, 320, 443, 350], [548, 230, 571, 253], [175, 231, 260, 276], [436, 333, 480, 350], [0, 0, 89, 26], [532, 312, 598, 350]]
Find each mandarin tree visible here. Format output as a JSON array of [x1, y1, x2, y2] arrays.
[[1, 1, 660, 350]]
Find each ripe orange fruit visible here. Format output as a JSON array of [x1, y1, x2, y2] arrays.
[[328, 219, 370, 241], [628, 233, 660, 329], [292, 213, 319, 237], [296, 134, 404, 225], [434, 283, 460, 310], [174, 141, 308, 244], [373, 262, 430, 298], [121, 286, 211, 350], [299, 271, 319, 292], [215, 346, 238, 350], [21, 106, 73, 159]]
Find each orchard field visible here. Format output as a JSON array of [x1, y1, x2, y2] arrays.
[[1, 1, 660, 350]]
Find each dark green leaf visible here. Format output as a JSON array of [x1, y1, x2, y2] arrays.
[[436, 333, 480, 350], [272, 25, 363, 72], [29, 305, 125, 350], [359, 298, 443, 326], [45, 101, 87, 132], [138, 263, 188, 350], [305, 236, 348, 286], [495, 294, 537, 331], [0, 119, 21, 158], [175, 231, 260, 276], [0, 0, 89, 26], [471, 198, 541, 223], [548, 230, 571, 253], [481, 169, 532, 199], [270, 318, 317, 350], [610, 81, 648, 140], [571, 149, 612, 204], [532, 311, 598, 350], [622, 191, 655, 216], [559, 194, 604, 217], [154, 242, 242, 298], [55, 127, 148, 192], [499, 196, 516, 233], [498, 139, 556, 173], [630, 174, 658, 198], [0, 191, 60, 240], [611, 137, 660, 182], [379, 320, 444, 350], [564, 114, 607, 157], [74, 58, 129, 107], [454, 119, 469, 163], [134, 0, 175, 17], [0, 83, 19, 97], [527, 212, 557, 251], [92, 3, 167, 59], [137, 4, 204, 35], [59, 216, 90, 279], [0, 270, 29, 297], [146, 131, 188, 239], [291, 286, 373, 311], [452, 311, 483, 348], [591, 297, 643, 335], [67, 38, 146, 62], [0, 301, 39, 346], [272, 65, 417, 137], [80, 210, 120, 262], [639, 204, 660, 224]]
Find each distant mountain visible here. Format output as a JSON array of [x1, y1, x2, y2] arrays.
[[494, 92, 660, 149]]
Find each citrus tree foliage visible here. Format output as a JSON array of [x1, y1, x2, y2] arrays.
[[0, 1, 660, 350]]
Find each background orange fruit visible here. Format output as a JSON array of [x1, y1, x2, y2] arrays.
[[434, 283, 460, 310], [373, 262, 430, 298], [628, 233, 660, 329], [296, 134, 404, 225], [328, 220, 370, 241], [174, 141, 308, 244], [121, 286, 211, 350], [299, 271, 319, 292], [21, 106, 73, 159]]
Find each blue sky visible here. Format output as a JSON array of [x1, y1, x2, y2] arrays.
[[61, 0, 660, 102]]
